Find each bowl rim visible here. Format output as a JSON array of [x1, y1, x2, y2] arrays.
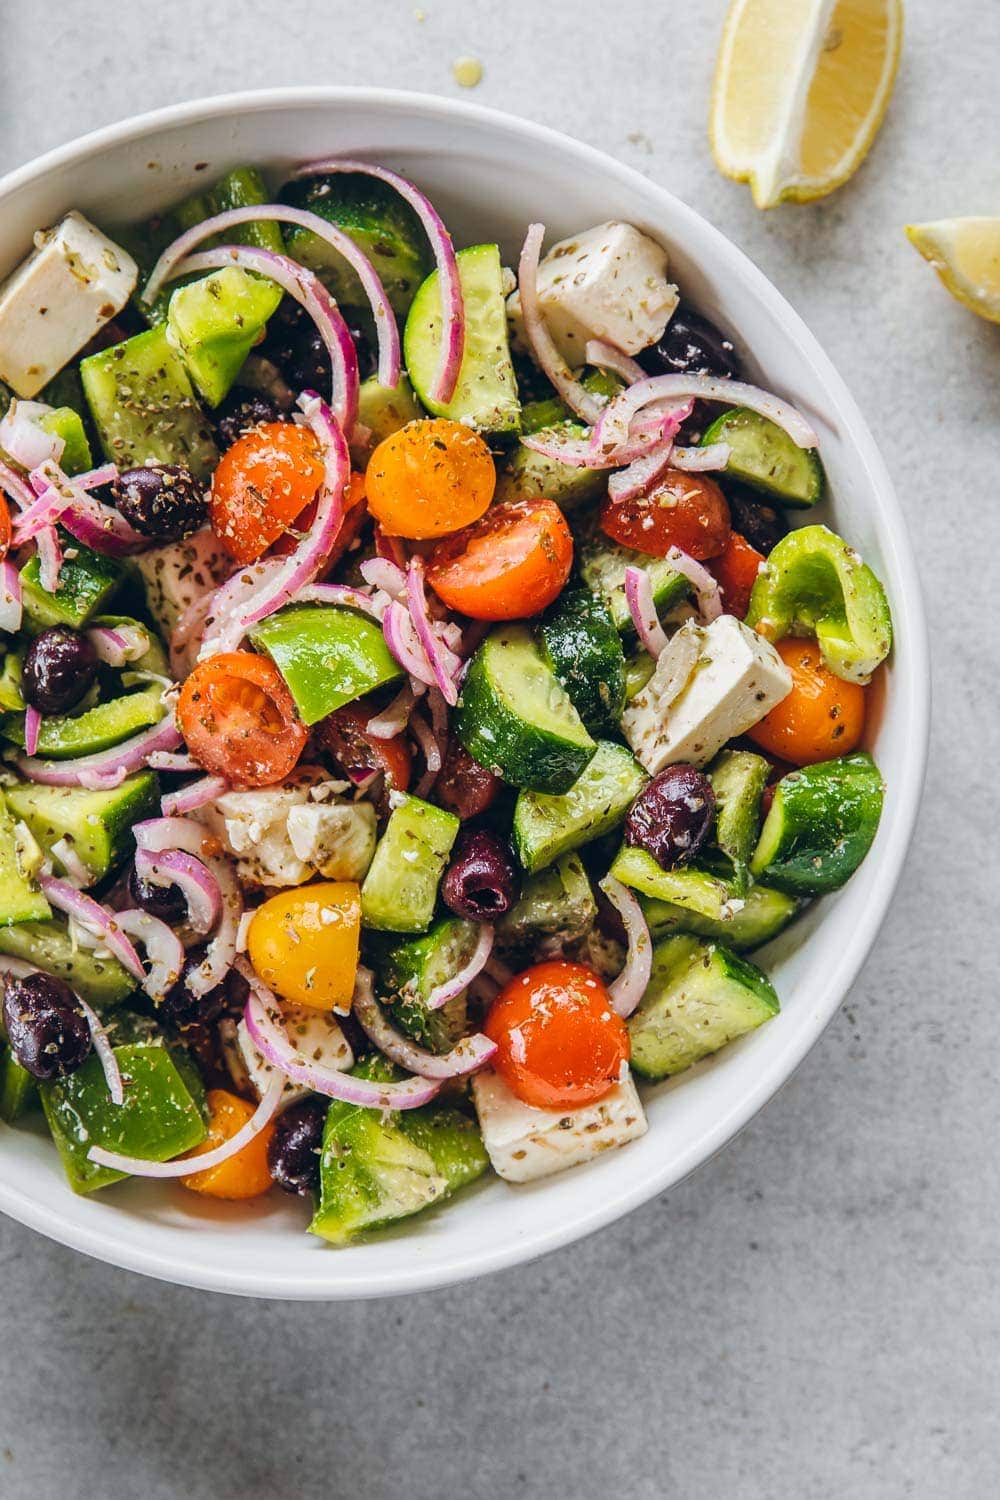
[[0, 86, 930, 1299]]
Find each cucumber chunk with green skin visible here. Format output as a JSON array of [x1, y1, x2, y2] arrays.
[[496, 852, 596, 950], [456, 625, 596, 794], [577, 524, 691, 636], [751, 752, 884, 895], [610, 845, 745, 921], [746, 524, 893, 685], [354, 375, 423, 457], [0, 802, 50, 926], [40, 1043, 206, 1194], [0, 652, 23, 711], [513, 742, 647, 875], [5, 771, 159, 885], [361, 794, 460, 933], [20, 542, 122, 631], [38, 406, 93, 476], [624, 646, 656, 701], [81, 324, 219, 479], [398, 1103, 489, 1195], [0, 1049, 36, 1124], [404, 244, 520, 434], [368, 916, 475, 1053], [2, 683, 165, 759], [540, 589, 627, 736], [707, 748, 770, 895], [167, 266, 284, 407], [641, 882, 800, 953], [248, 604, 402, 726], [281, 172, 432, 317], [702, 407, 824, 508], [0, 918, 134, 1009], [494, 435, 608, 512], [628, 936, 780, 1080]]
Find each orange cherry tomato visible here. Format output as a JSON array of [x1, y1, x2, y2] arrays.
[[316, 700, 412, 792], [0, 499, 10, 562], [600, 467, 731, 561], [707, 531, 766, 618], [210, 421, 324, 563], [181, 1088, 275, 1199], [269, 470, 366, 564], [427, 497, 573, 620], [484, 960, 630, 1111], [366, 419, 495, 539], [748, 638, 867, 765], [177, 651, 308, 786]]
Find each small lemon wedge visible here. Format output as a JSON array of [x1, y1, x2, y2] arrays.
[[905, 219, 1000, 324], [710, 0, 904, 209]]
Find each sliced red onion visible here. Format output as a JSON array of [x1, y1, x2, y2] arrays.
[[597, 374, 819, 452], [88, 1067, 286, 1178], [383, 600, 435, 686], [521, 404, 678, 471], [406, 557, 459, 706], [374, 526, 408, 570], [426, 923, 495, 1011], [518, 223, 606, 425], [87, 623, 149, 668], [360, 556, 406, 599], [296, 581, 382, 617], [366, 682, 418, 740], [666, 546, 723, 622], [294, 158, 464, 405], [36, 526, 62, 592], [148, 750, 199, 772], [113, 908, 185, 999], [598, 876, 652, 1019], [625, 565, 669, 658], [0, 956, 36, 981], [17, 714, 182, 790], [49, 837, 91, 887], [0, 401, 62, 470], [133, 846, 222, 937], [160, 774, 229, 818], [607, 439, 675, 504], [142, 204, 400, 390], [18, 460, 145, 555], [38, 876, 146, 983], [133, 818, 242, 997], [353, 970, 496, 1079], [644, 620, 702, 711], [0, 460, 35, 512], [0, 560, 22, 634], [410, 707, 442, 798], [584, 338, 646, 386], [243, 977, 441, 1110], [78, 997, 124, 1105], [23, 705, 41, 757], [671, 443, 731, 472]]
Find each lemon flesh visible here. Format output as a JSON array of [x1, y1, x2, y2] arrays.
[[906, 219, 1000, 324]]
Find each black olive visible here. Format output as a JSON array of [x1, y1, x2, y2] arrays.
[[112, 464, 207, 541], [2, 972, 92, 1080], [128, 864, 188, 925], [158, 956, 241, 1030], [441, 829, 521, 921], [639, 307, 741, 380], [261, 301, 375, 387], [214, 388, 282, 449], [267, 1096, 327, 1195], [22, 626, 97, 714], [435, 736, 502, 821], [724, 483, 790, 556], [624, 765, 716, 870]]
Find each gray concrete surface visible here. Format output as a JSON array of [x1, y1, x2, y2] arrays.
[[0, 2, 996, 1496]]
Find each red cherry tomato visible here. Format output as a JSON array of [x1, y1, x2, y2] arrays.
[[0, 500, 10, 563], [269, 470, 367, 564], [484, 960, 629, 1110], [427, 498, 573, 620], [177, 651, 307, 786], [707, 530, 766, 617], [316, 700, 412, 792], [600, 467, 731, 561], [210, 422, 324, 564]]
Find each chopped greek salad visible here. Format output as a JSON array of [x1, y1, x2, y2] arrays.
[[0, 158, 892, 1241]]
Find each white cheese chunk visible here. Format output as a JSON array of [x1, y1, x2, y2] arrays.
[[202, 772, 364, 889], [0, 212, 137, 397], [471, 1068, 648, 1184], [135, 530, 231, 640], [507, 220, 678, 366], [622, 614, 792, 774], [286, 800, 376, 881], [236, 1004, 354, 1107]]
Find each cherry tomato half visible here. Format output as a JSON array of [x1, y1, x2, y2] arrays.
[[210, 421, 324, 564], [707, 530, 766, 618], [269, 469, 367, 569], [427, 497, 573, 620], [0, 500, 10, 562], [366, 419, 495, 539], [181, 1089, 275, 1200], [484, 960, 629, 1110], [748, 638, 867, 765], [600, 467, 731, 561], [316, 700, 412, 792], [177, 651, 308, 786]]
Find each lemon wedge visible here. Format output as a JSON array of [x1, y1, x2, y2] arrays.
[[905, 219, 1000, 324], [710, 0, 904, 209]]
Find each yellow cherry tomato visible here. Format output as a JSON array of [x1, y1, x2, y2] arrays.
[[247, 881, 361, 1011], [181, 1089, 275, 1200]]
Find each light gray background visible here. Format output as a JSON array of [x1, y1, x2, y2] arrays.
[[0, 3, 995, 1496]]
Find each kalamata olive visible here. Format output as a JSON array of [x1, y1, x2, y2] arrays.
[[22, 626, 97, 714], [638, 307, 740, 380], [441, 829, 520, 921], [267, 1096, 327, 1195], [724, 484, 789, 556], [435, 736, 502, 821], [128, 864, 188, 925], [262, 302, 375, 387], [158, 958, 246, 1030], [2, 972, 92, 1080], [112, 464, 207, 541], [214, 388, 282, 449], [624, 765, 716, 870]]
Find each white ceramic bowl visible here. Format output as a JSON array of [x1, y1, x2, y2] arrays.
[[0, 88, 928, 1299]]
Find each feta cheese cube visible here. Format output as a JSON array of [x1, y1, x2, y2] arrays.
[[0, 212, 137, 397], [507, 221, 678, 366], [623, 614, 792, 773], [203, 773, 363, 888], [471, 1068, 648, 1184], [287, 800, 376, 881], [135, 531, 231, 641], [236, 1004, 354, 1107]]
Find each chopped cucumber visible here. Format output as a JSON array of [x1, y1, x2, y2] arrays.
[[369, 916, 476, 1053], [0, 1049, 36, 1124], [249, 604, 402, 726], [707, 749, 770, 894], [0, 917, 134, 1009], [4, 772, 159, 885], [167, 265, 283, 407], [398, 1104, 488, 1195], [624, 646, 656, 701], [577, 524, 690, 635], [456, 625, 596, 794], [641, 881, 800, 953], [702, 407, 824, 508], [494, 438, 607, 512], [628, 935, 780, 1079], [0, 802, 50, 926], [496, 852, 597, 950], [751, 752, 884, 895], [361, 794, 460, 933], [404, 244, 520, 434], [20, 542, 122, 631], [0, 651, 23, 712], [513, 741, 647, 875], [610, 845, 744, 921], [38, 407, 93, 476], [2, 683, 165, 759], [540, 588, 627, 736]]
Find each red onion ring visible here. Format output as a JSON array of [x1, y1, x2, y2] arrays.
[[0, 402, 62, 470], [606, 403, 692, 503], [133, 846, 222, 937], [360, 556, 406, 599], [665, 546, 723, 622], [0, 460, 35, 512], [584, 338, 646, 386], [296, 581, 382, 617], [23, 705, 41, 757], [35, 526, 63, 592], [160, 774, 229, 818], [0, 956, 36, 981], [18, 460, 145, 555], [49, 837, 91, 887], [39, 876, 146, 982], [406, 557, 459, 706], [597, 374, 819, 453], [518, 223, 606, 425], [410, 706, 442, 799], [598, 875, 652, 1019], [521, 404, 679, 471], [671, 443, 731, 473], [366, 682, 419, 741], [426, 923, 495, 1011], [17, 714, 182, 790], [78, 997, 125, 1105], [87, 624, 149, 668], [133, 818, 242, 998], [113, 908, 185, 1000], [0, 559, 23, 634], [624, 565, 669, 658], [353, 970, 496, 1079]]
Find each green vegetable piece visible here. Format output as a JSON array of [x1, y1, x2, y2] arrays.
[[707, 748, 770, 894], [577, 523, 691, 635], [496, 852, 597, 951], [0, 651, 24, 712], [701, 407, 824, 508], [248, 604, 402, 726], [746, 524, 892, 684], [610, 844, 744, 922], [0, 917, 134, 1009], [628, 935, 780, 1080], [355, 375, 422, 457], [494, 436, 608, 511], [167, 265, 283, 407], [370, 916, 476, 1053], [40, 1043, 207, 1194], [751, 752, 884, 895], [641, 882, 800, 953], [2, 683, 165, 759], [0, 801, 50, 926], [398, 1103, 489, 1195], [513, 741, 647, 875], [38, 407, 93, 476], [20, 541, 122, 631], [5, 771, 159, 884], [540, 588, 627, 735], [361, 794, 460, 933], [0, 1048, 36, 1124]]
